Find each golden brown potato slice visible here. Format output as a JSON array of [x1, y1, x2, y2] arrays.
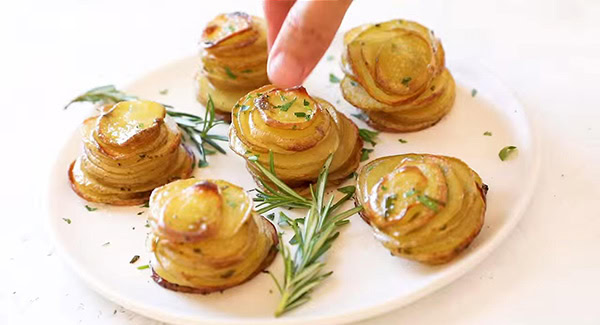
[[229, 85, 362, 192], [149, 179, 278, 294], [356, 154, 487, 264], [68, 100, 194, 206]]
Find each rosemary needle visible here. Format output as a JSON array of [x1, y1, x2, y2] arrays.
[[251, 154, 363, 316], [63, 85, 227, 167]]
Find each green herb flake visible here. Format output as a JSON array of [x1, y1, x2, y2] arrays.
[[471, 89, 478, 97], [241, 69, 253, 73], [227, 25, 235, 32], [278, 98, 297, 112], [351, 112, 369, 123], [280, 94, 288, 101], [358, 128, 379, 146], [404, 188, 417, 198], [303, 99, 310, 106], [483, 131, 492, 136], [398, 138, 408, 144], [384, 194, 398, 217], [62, 218, 72, 224], [401, 77, 412, 86], [225, 66, 237, 79], [141, 201, 150, 208], [417, 195, 439, 211], [337, 185, 356, 195], [266, 213, 275, 221], [198, 160, 209, 168], [294, 112, 306, 118], [137, 264, 150, 270], [159, 89, 168, 95], [499, 146, 518, 161], [360, 148, 374, 162], [350, 80, 358, 87], [329, 73, 341, 83], [129, 255, 140, 264], [85, 205, 97, 212]]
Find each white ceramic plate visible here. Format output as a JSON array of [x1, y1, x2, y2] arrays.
[[46, 37, 539, 324]]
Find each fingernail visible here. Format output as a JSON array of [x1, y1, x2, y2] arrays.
[[268, 51, 306, 88]]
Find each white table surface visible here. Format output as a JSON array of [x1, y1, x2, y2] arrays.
[[1, 0, 599, 324]]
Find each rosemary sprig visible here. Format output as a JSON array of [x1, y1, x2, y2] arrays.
[[64, 85, 227, 167], [251, 155, 363, 316]]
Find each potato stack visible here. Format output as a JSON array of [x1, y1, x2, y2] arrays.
[[341, 20, 455, 132], [356, 154, 487, 264], [148, 179, 278, 293], [68, 100, 194, 205], [229, 85, 363, 192], [196, 12, 269, 121]]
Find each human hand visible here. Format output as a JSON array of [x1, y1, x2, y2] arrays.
[[263, 0, 352, 88]]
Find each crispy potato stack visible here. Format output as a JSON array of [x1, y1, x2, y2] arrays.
[[341, 20, 455, 132], [196, 12, 269, 121], [356, 154, 487, 264], [68, 100, 194, 205], [229, 85, 363, 192], [148, 179, 278, 293]]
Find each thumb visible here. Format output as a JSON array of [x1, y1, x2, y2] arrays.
[[267, 0, 352, 88]]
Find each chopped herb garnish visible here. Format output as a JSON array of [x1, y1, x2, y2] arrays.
[[137, 265, 150, 270], [225, 66, 237, 79], [337, 185, 356, 195], [401, 77, 412, 86], [329, 73, 341, 83], [360, 148, 374, 162], [159, 89, 168, 95], [358, 128, 379, 146], [398, 138, 408, 144], [294, 112, 306, 118], [483, 131, 492, 136], [241, 69, 253, 73], [350, 80, 358, 87], [228, 25, 235, 32], [277, 98, 296, 112], [129, 255, 140, 264], [137, 211, 144, 215], [198, 160, 209, 168], [280, 94, 288, 101], [384, 194, 398, 217], [303, 99, 310, 106], [499, 146, 518, 161], [417, 195, 439, 211], [137, 123, 144, 128], [266, 213, 275, 221], [471, 89, 478, 97], [62, 218, 72, 224], [351, 112, 369, 123], [85, 205, 97, 212], [404, 188, 417, 198]]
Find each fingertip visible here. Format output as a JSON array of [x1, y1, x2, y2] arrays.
[[268, 51, 307, 88]]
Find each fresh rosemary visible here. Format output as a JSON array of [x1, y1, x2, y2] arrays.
[[251, 155, 363, 316], [64, 85, 227, 167]]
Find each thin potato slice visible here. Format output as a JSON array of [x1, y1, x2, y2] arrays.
[[356, 154, 487, 264], [149, 179, 278, 293], [229, 85, 363, 192], [68, 100, 194, 206], [340, 19, 454, 132], [196, 12, 269, 116]]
